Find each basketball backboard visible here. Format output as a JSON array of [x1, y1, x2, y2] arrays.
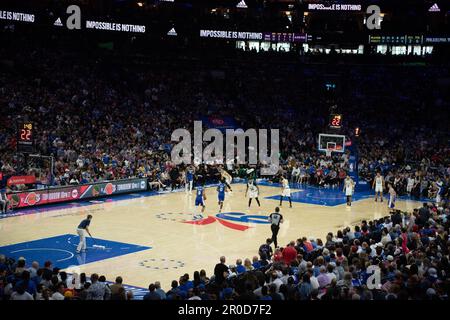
[[318, 133, 346, 153]]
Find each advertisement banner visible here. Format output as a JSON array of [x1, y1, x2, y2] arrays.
[[7, 178, 147, 209], [307, 3, 362, 11], [262, 32, 307, 43], [201, 116, 239, 132], [0, 10, 35, 23], [199, 30, 307, 43], [200, 30, 263, 40], [7, 175, 36, 186]]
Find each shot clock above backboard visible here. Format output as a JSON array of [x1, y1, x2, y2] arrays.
[[17, 122, 35, 153], [329, 114, 342, 129]]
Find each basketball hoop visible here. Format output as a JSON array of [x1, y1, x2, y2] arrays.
[[325, 142, 336, 158]]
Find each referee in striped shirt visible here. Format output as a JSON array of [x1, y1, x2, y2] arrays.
[[268, 207, 283, 248]]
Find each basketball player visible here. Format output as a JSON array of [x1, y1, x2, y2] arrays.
[[220, 168, 233, 192], [217, 178, 227, 212], [406, 174, 415, 195], [343, 175, 355, 206], [0, 189, 9, 214], [194, 183, 207, 219], [388, 183, 396, 210], [76, 215, 92, 254], [185, 166, 194, 193], [434, 177, 444, 204], [372, 172, 385, 202], [246, 179, 261, 208], [268, 207, 283, 248], [279, 176, 292, 208]]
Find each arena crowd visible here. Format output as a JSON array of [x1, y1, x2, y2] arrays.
[[0, 50, 448, 203]]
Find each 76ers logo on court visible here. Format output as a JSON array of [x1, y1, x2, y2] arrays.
[[184, 212, 269, 231]]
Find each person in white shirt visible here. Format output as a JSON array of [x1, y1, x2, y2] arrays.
[[267, 272, 283, 293], [434, 177, 444, 203], [388, 184, 397, 210], [188, 288, 202, 300], [407, 174, 415, 194], [246, 179, 261, 208], [372, 172, 385, 202], [291, 165, 300, 183], [343, 175, 355, 206], [326, 264, 337, 282], [308, 270, 320, 291], [279, 269, 290, 285], [51, 283, 66, 300], [279, 176, 292, 208], [381, 229, 392, 246], [10, 287, 34, 300]]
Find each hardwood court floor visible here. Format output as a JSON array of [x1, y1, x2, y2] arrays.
[[0, 183, 422, 290]]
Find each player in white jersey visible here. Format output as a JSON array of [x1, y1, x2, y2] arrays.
[[387, 183, 396, 210], [220, 168, 233, 192], [372, 172, 385, 202], [279, 176, 292, 208], [246, 179, 261, 208], [406, 174, 415, 195], [434, 177, 444, 204], [343, 175, 355, 206]]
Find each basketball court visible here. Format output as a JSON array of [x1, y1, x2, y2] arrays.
[[0, 181, 423, 295]]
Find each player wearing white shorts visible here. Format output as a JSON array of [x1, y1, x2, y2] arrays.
[[406, 174, 415, 194], [279, 176, 292, 208], [372, 172, 385, 202], [388, 184, 396, 210], [343, 175, 355, 206], [246, 179, 261, 208], [435, 178, 444, 204], [220, 168, 233, 192]]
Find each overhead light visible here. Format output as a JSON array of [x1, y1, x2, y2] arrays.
[[137, 2, 144, 7]]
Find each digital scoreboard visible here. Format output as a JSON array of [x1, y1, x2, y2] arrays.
[[17, 122, 35, 153], [329, 114, 342, 129]]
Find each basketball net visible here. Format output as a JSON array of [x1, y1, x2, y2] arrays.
[[325, 148, 333, 158]]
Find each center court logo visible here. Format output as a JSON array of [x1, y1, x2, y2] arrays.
[[171, 121, 279, 175], [184, 212, 269, 231]]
